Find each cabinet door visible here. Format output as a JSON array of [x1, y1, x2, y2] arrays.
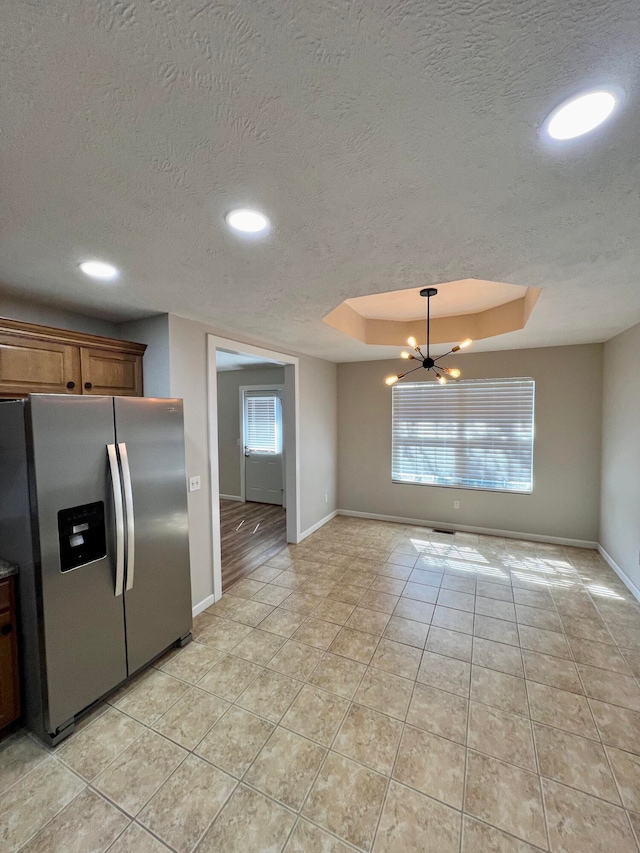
[[0, 334, 81, 397], [80, 348, 143, 397], [0, 579, 20, 730]]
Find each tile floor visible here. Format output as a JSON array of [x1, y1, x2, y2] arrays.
[[2, 517, 640, 852]]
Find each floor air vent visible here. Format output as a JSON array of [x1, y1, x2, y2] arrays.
[[432, 528, 455, 535]]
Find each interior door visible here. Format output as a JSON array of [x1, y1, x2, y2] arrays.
[[244, 391, 283, 505], [114, 397, 192, 675], [28, 395, 127, 732]]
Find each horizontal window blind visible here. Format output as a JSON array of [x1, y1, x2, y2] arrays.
[[245, 394, 280, 454], [392, 378, 534, 493]]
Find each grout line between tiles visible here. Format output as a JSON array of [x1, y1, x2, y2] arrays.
[[458, 655, 472, 853], [8, 775, 88, 853], [369, 708, 408, 851], [103, 818, 133, 852], [462, 813, 550, 852], [128, 819, 180, 853], [528, 693, 551, 850]]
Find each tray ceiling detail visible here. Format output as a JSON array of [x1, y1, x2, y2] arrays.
[[323, 279, 541, 346]]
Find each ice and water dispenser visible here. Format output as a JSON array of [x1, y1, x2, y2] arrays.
[[57, 502, 107, 572]]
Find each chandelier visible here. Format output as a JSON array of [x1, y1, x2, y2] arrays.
[[385, 288, 472, 386]]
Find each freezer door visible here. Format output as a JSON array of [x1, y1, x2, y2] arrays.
[[28, 395, 128, 733], [114, 397, 192, 674]]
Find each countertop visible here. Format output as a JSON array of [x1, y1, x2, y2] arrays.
[[0, 559, 18, 580]]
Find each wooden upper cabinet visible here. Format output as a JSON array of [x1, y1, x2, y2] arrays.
[[80, 348, 143, 397], [0, 318, 146, 399], [0, 334, 81, 395]]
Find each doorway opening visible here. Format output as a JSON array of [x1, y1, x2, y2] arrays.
[[207, 337, 299, 598]]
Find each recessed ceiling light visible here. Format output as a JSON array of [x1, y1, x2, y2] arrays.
[[79, 260, 119, 281], [225, 208, 270, 234], [544, 89, 619, 141]]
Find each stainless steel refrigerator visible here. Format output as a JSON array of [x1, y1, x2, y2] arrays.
[[0, 394, 192, 745]]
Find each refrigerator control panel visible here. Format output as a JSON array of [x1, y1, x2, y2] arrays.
[[58, 502, 107, 572]]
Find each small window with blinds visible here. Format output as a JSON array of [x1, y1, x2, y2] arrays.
[[245, 393, 281, 454], [391, 378, 535, 493]]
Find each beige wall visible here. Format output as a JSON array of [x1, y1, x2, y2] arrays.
[[600, 322, 640, 592], [168, 314, 338, 608], [0, 291, 121, 338], [298, 354, 339, 532], [216, 366, 285, 498], [118, 315, 171, 397], [338, 344, 603, 544]]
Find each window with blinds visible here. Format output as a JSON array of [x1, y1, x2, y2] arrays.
[[391, 378, 535, 493], [245, 393, 281, 454]]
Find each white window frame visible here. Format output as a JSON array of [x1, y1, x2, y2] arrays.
[[391, 378, 535, 494], [243, 389, 283, 456]]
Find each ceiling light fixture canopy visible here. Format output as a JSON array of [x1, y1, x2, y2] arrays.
[[79, 260, 119, 281], [385, 288, 472, 386], [225, 208, 270, 234], [544, 89, 619, 141]]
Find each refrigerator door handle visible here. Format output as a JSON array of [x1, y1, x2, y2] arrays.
[[118, 442, 136, 591], [107, 444, 125, 597]]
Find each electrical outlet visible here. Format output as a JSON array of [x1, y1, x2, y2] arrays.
[[189, 476, 201, 492], [637, 549, 640, 566], [454, 500, 460, 510], [325, 493, 328, 503]]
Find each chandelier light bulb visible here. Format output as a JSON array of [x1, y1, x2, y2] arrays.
[[384, 288, 471, 387]]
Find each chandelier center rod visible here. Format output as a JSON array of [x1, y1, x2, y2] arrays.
[[419, 287, 438, 360]]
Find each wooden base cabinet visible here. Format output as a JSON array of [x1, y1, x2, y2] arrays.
[[0, 577, 20, 731], [0, 318, 146, 399]]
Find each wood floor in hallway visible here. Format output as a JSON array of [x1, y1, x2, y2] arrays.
[[220, 499, 287, 591]]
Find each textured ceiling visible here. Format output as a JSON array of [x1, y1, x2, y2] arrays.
[[1, 0, 640, 361]]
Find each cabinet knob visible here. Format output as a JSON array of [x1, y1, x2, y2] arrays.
[[84, 382, 93, 390], [0, 623, 12, 636], [66, 381, 75, 389]]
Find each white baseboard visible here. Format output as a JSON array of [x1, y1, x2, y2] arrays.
[[598, 545, 640, 603], [337, 509, 598, 550], [192, 594, 215, 618], [297, 510, 338, 543], [220, 494, 243, 502]]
